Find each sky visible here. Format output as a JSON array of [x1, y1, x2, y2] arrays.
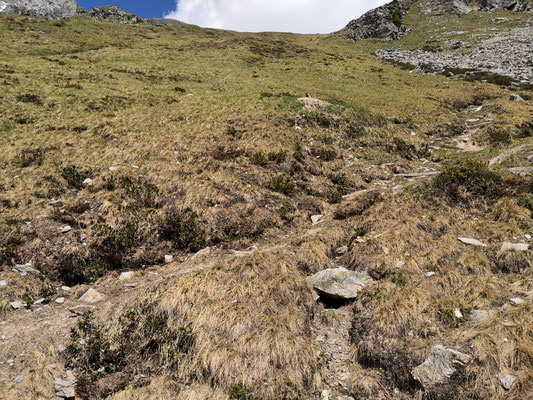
[[79, 0, 389, 33]]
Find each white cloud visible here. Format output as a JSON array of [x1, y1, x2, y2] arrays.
[[165, 0, 389, 34]]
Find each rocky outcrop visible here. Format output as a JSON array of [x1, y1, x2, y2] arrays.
[[0, 0, 80, 18], [419, 0, 532, 15], [85, 6, 143, 24], [343, 0, 410, 42], [376, 27, 533, 83]]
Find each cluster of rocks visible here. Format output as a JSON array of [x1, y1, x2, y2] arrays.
[[343, 0, 532, 42], [343, 0, 410, 42], [420, 0, 532, 15], [0, 0, 183, 26], [376, 27, 533, 83], [0, 0, 79, 19], [54, 370, 76, 399], [84, 6, 143, 25]]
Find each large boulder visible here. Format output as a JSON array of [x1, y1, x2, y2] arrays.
[[307, 267, 373, 300], [0, 0, 80, 18], [412, 345, 471, 388], [343, 0, 410, 42]]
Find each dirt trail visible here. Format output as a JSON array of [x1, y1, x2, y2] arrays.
[[313, 305, 355, 400]]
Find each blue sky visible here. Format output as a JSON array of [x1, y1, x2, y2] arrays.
[[78, 1, 175, 18], [78, 1, 388, 33]]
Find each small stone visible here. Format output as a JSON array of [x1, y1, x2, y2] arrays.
[[68, 305, 96, 316], [48, 199, 67, 207], [509, 94, 524, 102], [82, 178, 93, 186], [335, 246, 348, 256], [311, 215, 324, 225], [525, 234, 531, 241], [79, 288, 105, 303], [55, 297, 65, 304], [509, 298, 524, 306], [0, 280, 7, 286], [119, 271, 134, 281], [164, 254, 173, 264], [11, 374, 25, 383], [10, 301, 23, 310], [500, 242, 529, 252], [13, 263, 40, 275], [454, 309, 463, 319], [192, 247, 211, 260], [458, 237, 486, 247], [61, 226, 72, 234], [426, 272, 436, 278], [469, 310, 491, 323], [109, 166, 118, 171], [500, 374, 516, 390], [61, 286, 71, 291], [320, 389, 329, 400], [395, 260, 406, 268]]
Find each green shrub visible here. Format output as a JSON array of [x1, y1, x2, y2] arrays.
[[311, 146, 336, 161], [516, 121, 533, 138], [159, 208, 206, 252], [65, 312, 125, 377], [392, 9, 403, 27], [268, 149, 287, 163], [517, 194, 533, 212], [230, 383, 253, 400], [16, 93, 43, 105], [111, 175, 160, 209], [251, 151, 268, 166], [0, 243, 17, 265], [488, 128, 511, 145], [435, 159, 501, 200], [327, 190, 342, 204], [13, 148, 45, 167], [60, 165, 92, 189], [270, 174, 296, 195]]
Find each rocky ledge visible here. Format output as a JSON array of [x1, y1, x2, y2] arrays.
[[376, 27, 533, 83], [343, 0, 410, 41], [0, 0, 80, 18]]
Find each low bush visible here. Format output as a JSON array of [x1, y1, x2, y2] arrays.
[[270, 174, 296, 195], [488, 128, 511, 145], [60, 165, 92, 189], [434, 159, 502, 201], [159, 208, 207, 252], [16, 93, 43, 105], [251, 151, 268, 166], [13, 148, 45, 167]]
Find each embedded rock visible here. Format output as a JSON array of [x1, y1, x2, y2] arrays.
[[412, 345, 471, 388], [79, 288, 105, 303], [307, 268, 373, 300]]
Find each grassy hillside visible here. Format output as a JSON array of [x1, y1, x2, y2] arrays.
[[0, 9, 532, 400]]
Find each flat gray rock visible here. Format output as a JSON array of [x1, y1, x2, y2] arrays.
[[307, 268, 372, 300], [412, 345, 471, 388], [458, 237, 486, 247], [79, 288, 105, 303], [500, 374, 517, 390], [500, 242, 529, 253]]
